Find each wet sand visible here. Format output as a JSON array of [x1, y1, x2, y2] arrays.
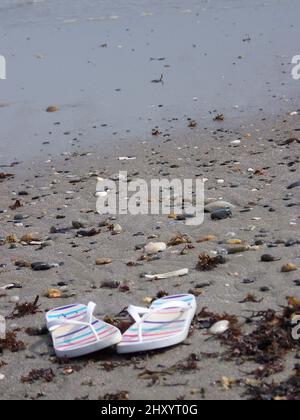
[[1, 0, 300, 161]]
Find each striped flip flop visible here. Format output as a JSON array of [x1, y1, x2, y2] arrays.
[[46, 302, 122, 358], [116, 294, 197, 354]]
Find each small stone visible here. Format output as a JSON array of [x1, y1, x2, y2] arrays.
[[45, 289, 62, 299], [112, 224, 122, 235], [0, 374, 5, 381], [95, 258, 112, 266], [261, 254, 281, 262], [144, 242, 167, 255], [281, 263, 298, 273], [72, 220, 86, 229], [205, 201, 235, 213], [31, 262, 59, 271], [46, 106, 59, 113], [211, 208, 232, 220], [226, 239, 242, 245]]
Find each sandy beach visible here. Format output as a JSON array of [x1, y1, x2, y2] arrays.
[[1, 0, 300, 401]]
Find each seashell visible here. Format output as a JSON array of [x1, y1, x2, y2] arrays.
[[209, 320, 230, 335], [144, 268, 189, 280], [118, 156, 136, 161], [144, 242, 167, 255]]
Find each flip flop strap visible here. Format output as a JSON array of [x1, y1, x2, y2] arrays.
[[48, 302, 100, 342], [127, 300, 190, 342]]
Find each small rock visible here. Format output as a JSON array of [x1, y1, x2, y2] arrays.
[[95, 258, 112, 266], [112, 224, 122, 235], [45, 289, 62, 299], [31, 262, 59, 271], [281, 263, 298, 273], [144, 242, 167, 255], [261, 254, 281, 262], [211, 208, 232, 220], [205, 201, 235, 213]]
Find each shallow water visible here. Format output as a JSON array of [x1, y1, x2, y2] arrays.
[[0, 0, 300, 161]]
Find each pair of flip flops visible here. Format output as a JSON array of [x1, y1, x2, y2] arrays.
[[46, 294, 197, 358]]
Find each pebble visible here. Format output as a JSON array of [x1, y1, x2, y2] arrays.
[[144, 242, 167, 255], [211, 208, 232, 220], [72, 220, 86, 229], [209, 320, 230, 335], [261, 254, 281, 262], [112, 224, 122, 235], [31, 262, 60, 271], [205, 201, 235, 213], [95, 258, 112, 266], [0, 374, 5, 381], [287, 181, 300, 190], [281, 263, 298, 273]]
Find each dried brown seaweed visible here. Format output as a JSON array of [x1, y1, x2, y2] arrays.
[[245, 364, 300, 400], [10, 296, 41, 319], [167, 234, 191, 247], [99, 391, 129, 400], [21, 368, 55, 384], [0, 331, 26, 352], [196, 253, 226, 271]]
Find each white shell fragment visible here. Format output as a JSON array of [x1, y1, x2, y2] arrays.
[[118, 156, 136, 161], [209, 320, 230, 335], [144, 242, 167, 255], [144, 268, 189, 280]]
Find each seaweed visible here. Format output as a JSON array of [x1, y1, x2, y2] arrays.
[[245, 364, 300, 400], [167, 234, 191, 247], [0, 331, 26, 352], [239, 294, 263, 304], [196, 253, 226, 271], [99, 391, 129, 401], [21, 368, 55, 384], [10, 296, 41, 319]]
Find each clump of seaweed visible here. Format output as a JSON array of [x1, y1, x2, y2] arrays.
[[0, 330, 26, 352], [167, 233, 191, 247], [10, 296, 41, 319], [21, 368, 55, 384], [245, 364, 300, 400], [99, 391, 129, 401], [196, 253, 226, 271]]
